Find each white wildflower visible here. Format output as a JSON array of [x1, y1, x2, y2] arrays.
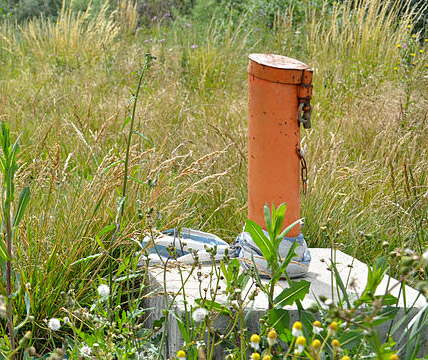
[[250, 334, 260, 351], [97, 284, 110, 297], [312, 320, 323, 334], [192, 308, 208, 323], [292, 322, 303, 337], [63, 316, 70, 325], [267, 330, 277, 347], [423, 249, 428, 261], [48, 318, 61, 331], [80, 345, 92, 357]]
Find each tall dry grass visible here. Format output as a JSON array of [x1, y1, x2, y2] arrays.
[[0, 0, 426, 345]]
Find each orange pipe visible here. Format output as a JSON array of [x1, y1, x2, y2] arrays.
[[247, 54, 313, 236]]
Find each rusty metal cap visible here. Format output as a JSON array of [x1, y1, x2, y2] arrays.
[[248, 53, 313, 85]]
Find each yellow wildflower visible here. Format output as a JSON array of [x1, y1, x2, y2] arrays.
[[267, 329, 277, 346], [296, 336, 307, 354], [250, 334, 261, 351], [292, 321, 303, 337], [311, 339, 321, 348], [328, 321, 338, 335], [331, 339, 340, 349]]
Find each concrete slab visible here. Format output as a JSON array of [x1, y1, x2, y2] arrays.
[[144, 248, 427, 358]]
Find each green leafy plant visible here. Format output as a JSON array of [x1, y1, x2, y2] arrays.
[[0, 123, 30, 357], [244, 203, 303, 310]]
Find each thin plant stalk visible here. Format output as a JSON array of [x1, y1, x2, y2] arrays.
[[5, 200, 14, 355], [107, 54, 154, 317]]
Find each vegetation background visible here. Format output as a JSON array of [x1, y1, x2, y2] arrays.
[[0, 0, 427, 356]]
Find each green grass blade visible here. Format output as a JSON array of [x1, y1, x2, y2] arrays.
[[12, 187, 30, 230]]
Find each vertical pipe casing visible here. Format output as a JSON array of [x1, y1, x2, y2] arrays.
[[247, 54, 312, 237]]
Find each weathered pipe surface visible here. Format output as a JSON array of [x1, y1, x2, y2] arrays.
[[247, 54, 313, 236]]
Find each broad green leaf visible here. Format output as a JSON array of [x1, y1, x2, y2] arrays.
[[12, 187, 30, 230], [274, 280, 310, 308], [371, 307, 399, 326], [269, 308, 290, 335], [245, 219, 273, 262], [340, 330, 363, 350], [377, 294, 398, 306], [301, 310, 316, 335], [271, 241, 299, 284]]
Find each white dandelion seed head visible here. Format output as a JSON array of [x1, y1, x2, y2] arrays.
[[80, 345, 92, 357], [63, 316, 70, 325], [97, 284, 110, 297], [192, 308, 208, 323], [48, 318, 61, 331]]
